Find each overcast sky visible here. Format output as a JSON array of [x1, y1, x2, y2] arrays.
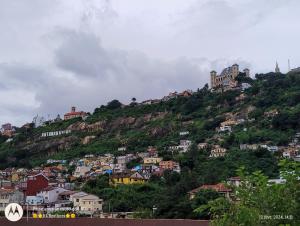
[[0, 0, 299, 126]]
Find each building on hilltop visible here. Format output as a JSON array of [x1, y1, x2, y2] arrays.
[[275, 61, 280, 73], [210, 64, 250, 91], [0, 123, 15, 137], [64, 106, 87, 120]]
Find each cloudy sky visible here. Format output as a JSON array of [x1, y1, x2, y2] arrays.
[[0, 0, 299, 126]]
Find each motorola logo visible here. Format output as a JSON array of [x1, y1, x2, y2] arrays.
[[5, 203, 23, 222]]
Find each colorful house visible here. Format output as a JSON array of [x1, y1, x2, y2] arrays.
[[110, 172, 147, 185]]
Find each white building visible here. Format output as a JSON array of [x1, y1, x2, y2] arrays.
[[70, 192, 103, 214], [36, 187, 68, 204], [169, 140, 192, 153], [219, 126, 232, 132], [26, 196, 44, 205], [179, 131, 189, 136], [0, 189, 24, 211], [210, 146, 227, 158], [73, 166, 91, 178]]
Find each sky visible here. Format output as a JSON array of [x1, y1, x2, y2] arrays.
[[0, 0, 299, 126]]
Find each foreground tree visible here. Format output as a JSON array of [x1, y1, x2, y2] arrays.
[[196, 160, 300, 226]]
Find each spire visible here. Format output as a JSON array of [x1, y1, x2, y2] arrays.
[[275, 61, 280, 73]]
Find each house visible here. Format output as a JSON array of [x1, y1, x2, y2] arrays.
[[210, 146, 227, 158], [179, 90, 193, 97], [188, 183, 232, 200], [219, 126, 232, 132], [178, 140, 192, 153], [282, 148, 298, 158], [240, 144, 259, 150], [162, 92, 178, 102], [147, 146, 158, 157], [73, 166, 91, 178], [266, 145, 279, 152], [117, 147, 127, 152], [159, 161, 181, 173], [70, 192, 103, 214], [64, 106, 87, 120], [143, 157, 162, 164], [25, 196, 44, 205], [227, 177, 241, 187], [264, 109, 279, 118], [20, 173, 49, 196], [197, 143, 208, 150], [36, 186, 68, 204], [0, 189, 24, 211], [220, 119, 238, 127], [179, 131, 189, 136], [111, 172, 147, 185]]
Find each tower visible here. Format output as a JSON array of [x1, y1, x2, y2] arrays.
[[210, 71, 217, 88], [232, 64, 239, 79], [243, 68, 250, 77], [71, 106, 76, 112], [275, 61, 280, 73]]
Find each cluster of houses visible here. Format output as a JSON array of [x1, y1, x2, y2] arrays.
[[239, 132, 300, 161], [0, 144, 185, 217], [71, 146, 181, 185], [0, 170, 103, 216]]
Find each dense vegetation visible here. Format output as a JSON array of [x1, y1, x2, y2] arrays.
[[198, 160, 300, 226]]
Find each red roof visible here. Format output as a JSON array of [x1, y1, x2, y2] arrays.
[[64, 111, 86, 117]]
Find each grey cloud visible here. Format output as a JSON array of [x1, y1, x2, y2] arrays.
[[0, 0, 298, 126], [54, 30, 113, 78]]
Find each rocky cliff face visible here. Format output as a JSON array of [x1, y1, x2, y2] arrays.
[[18, 135, 80, 157]]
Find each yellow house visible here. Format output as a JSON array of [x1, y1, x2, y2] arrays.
[[143, 157, 162, 164], [111, 172, 146, 186], [11, 173, 19, 182]]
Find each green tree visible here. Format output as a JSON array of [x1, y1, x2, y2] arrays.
[[107, 99, 122, 110], [196, 160, 300, 226]]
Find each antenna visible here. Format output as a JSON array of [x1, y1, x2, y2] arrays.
[[288, 59, 291, 72]]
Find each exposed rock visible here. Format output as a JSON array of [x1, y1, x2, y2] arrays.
[[82, 136, 96, 145], [148, 127, 169, 137], [19, 136, 80, 156], [67, 121, 106, 132], [111, 117, 136, 130]]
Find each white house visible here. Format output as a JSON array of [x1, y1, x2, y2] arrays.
[[210, 146, 227, 158], [179, 131, 189, 136], [70, 192, 103, 214], [169, 140, 192, 153], [0, 189, 24, 211], [73, 166, 91, 178], [219, 126, 232, 132], [36, 186, 68, 204], [26, 196, 44, 205]]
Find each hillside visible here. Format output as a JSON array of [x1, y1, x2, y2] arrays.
[[1, 71, 300, 169], [0, 71, 300, 220]]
